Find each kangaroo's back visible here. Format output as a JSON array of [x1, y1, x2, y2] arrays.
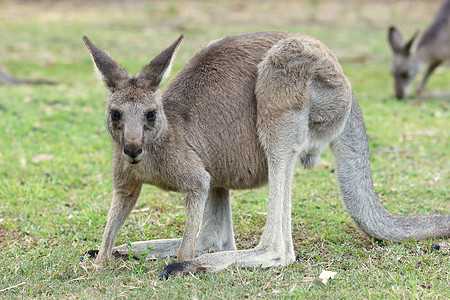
[[162, 32, 300, 189], [418, 0, 450, 60], [418, 0, 450, 48]]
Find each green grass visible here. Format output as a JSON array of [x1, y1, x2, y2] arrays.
[[0, 0, 449, 298]]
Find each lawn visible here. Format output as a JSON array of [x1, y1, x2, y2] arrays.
[[0, 0, 448, 298]]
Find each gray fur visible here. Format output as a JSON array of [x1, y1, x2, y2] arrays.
[[388, 0, 450, 99], [83, 32, 449, 275], [0, 63, 55, 85]]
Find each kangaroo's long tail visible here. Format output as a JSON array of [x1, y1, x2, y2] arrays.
[[330, 94, 449, 241]]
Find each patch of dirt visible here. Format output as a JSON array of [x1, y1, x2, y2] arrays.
[[0, 227, 25, 247]]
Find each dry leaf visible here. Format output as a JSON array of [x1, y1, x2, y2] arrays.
[[0, 281, 27, 292], [317, 160, 331, 169], [31, 154, 53, 163], [319, 270, 337, 285], [67, 275, 88, 283], [132, 206, 151, 213], [77, 262, 89, 273], [411, 102, 427, 110], [20, 158, 26, 168], [411, 130, 436, 136], [301, 276, 316, 282], [121, 284, 140, 290]]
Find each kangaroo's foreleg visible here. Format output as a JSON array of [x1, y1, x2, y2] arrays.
[[112, 187, 234, 260], [176, 173, 210, 262], [93, 183, 143, 267], [417, 60, 442, 95], [115, 175, 210, 263]]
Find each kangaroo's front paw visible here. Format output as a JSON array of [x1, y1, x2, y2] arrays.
[[158, 262, 186, 280], [79, 249, 99, 262]]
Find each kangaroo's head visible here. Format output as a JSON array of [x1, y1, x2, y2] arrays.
[[83, 35, 183, 164], [388, 26, 421, 99]]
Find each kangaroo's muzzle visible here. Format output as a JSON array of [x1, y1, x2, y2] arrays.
[[123, 144, 144, 164]]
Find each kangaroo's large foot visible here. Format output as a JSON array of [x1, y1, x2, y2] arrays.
[[158, 247, 295, 279]]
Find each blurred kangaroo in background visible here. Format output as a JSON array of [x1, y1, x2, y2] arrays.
[[83, 31, 450, 278], [388, 0, 450, 99], [0, 63, 55, 85]]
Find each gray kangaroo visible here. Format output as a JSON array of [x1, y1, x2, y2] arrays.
[[388, 0, 450, 99], [83, 32, 450, 278], [0, 63, 55, 85]]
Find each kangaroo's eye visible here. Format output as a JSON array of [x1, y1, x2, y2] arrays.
[[400, 72, 409, 79], [147, 110, 157, 122], [110, 110, 121, 121]]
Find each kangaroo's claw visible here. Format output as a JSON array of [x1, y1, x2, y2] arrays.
[[79, 249, 99, 262], [158, 262, 185, 280]]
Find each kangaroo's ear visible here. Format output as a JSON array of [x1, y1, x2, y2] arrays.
[[388, 26, 404, 54], [137, 34, 184, 90], [83, 36, 130, 91], [404, 30, 420, 55]]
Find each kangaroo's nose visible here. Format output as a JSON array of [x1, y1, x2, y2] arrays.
[[395, 88, 405, 100], [123, 145, 143, 164]]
